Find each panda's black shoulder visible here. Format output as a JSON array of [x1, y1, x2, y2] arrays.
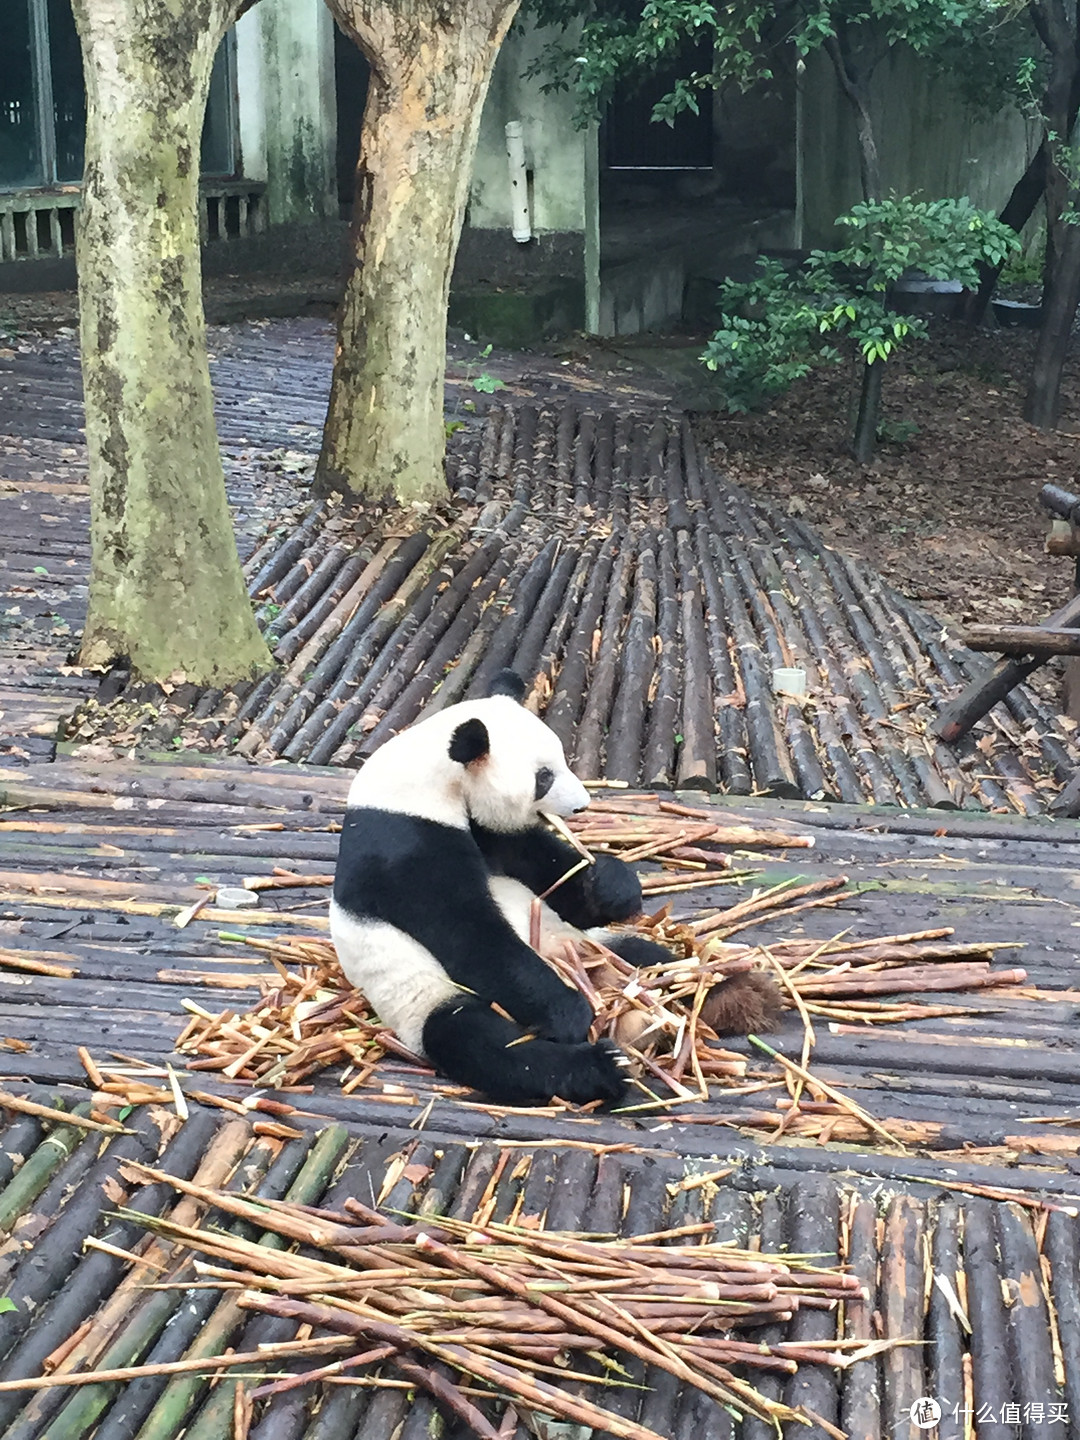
[[335, 806, 490, 916]]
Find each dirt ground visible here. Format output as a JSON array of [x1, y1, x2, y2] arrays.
[[690, 320, 1080, 705], [693, 323, 1077, 632]]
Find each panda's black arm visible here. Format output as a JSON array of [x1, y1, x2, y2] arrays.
[[471, 824, 643, 928]]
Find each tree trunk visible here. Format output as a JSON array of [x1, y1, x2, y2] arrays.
[[958, 145, 1047, 325], [822, 30, 881, 203], [851, 357, 884, 464], [316, 0, 520, 503], [1024, 217, 1080, 429], [70, 0, 271, 686]]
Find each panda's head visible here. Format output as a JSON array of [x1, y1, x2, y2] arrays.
[[447, 670, 590, 831], [350, 669, 590, 831]]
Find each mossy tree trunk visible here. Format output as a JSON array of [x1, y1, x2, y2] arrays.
[[315, 0, 520, 504], [71, 0, 271, 685]]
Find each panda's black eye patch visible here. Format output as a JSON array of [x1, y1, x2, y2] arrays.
[[534, 767, 555, 800]]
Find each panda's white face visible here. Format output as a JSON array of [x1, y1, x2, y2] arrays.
[[454, 698, 591, 831], [346, 694, 590, 831]]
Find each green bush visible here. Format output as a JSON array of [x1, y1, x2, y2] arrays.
[[701, 195, 1020, 416]]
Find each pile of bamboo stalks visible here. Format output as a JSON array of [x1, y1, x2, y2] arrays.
[[176, 857, 1026, 1118], [17, 1165, 872, 1440]]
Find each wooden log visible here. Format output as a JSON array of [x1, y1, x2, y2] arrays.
[[606, 538, 658, 783], [544, 535, 619, 750], [261, 541, 354, 650], [1039, 482, 1080, 521], [728, 532, 834, 802], [509, 404, 539, 508], [926, 1201, 966, 1440], [466, 538, 562, 700], [741, 1193, 787, 1440], [692, 526, 752, 795], [120, 1129, 350, 1440], [781, 1178, 840, 1440], [848, 567, 991, 808], [1043, 1211, 1080, 1440], [235, 532, 408, 757], [0, 1107, 223, 1435], [995, 1203, 1058, 1440], [245, 503, 327, 598], [711, 537, 800, 798], [422, 545, 541, 713], [355, 540, 524, 757], [552, 403, 577, 520], [782, 534, 926, 805], [0, 1117, 44, 1192], [256, 530, 435, 759], [641, 530, 681, 789], [932, 589, 1080, 742], [293, 536, 475, 766], [572, 411, 596, 512], [963, 624, 1080, 656], [880, 1196, 925, 1440], [0, 1107, 94, 1237], [674, 533, 717, 792], [508, 540, 583, 690], [1049, 768, 1080, 817], [812, 542, 956, 809], [0, 1112, 159, 1364], [735, 532, 865, 805], [271, 549, 369, 664], [610, 412, 633, 528], [963, 1199, 1020, 1440], [517, 536, 599, 702], [839, 1198, 880, 1440], [344, 517, 524, 755], [572, 537, 636, 778]]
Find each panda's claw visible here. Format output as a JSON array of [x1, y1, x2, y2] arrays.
[[556, 1039, 631, 1107]]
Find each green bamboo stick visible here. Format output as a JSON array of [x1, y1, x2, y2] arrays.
[[34, 1129, 277, 1440], [132, 1125, 350, 1440], [0, 1105, 92, 1235]]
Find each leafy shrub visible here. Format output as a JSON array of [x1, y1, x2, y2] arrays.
[[701, 195, 1020, 415]]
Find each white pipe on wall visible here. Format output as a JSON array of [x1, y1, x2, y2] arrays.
[[504, 120, 532, 243]]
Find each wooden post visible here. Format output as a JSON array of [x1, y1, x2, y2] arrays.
[[1064, 556, 1080, 722]]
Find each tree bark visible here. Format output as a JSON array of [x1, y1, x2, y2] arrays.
[[71, 0, 271, 686], [958, 146, 1047, 325], [851, 356, 884, 464], [1024, 217, 1080, 428], [316, 0, 520, 503], [822, 29, 882, 204]]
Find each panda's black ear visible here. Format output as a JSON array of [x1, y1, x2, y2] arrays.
[[488, 669, 526, 703], [449, 717, 490, 765]]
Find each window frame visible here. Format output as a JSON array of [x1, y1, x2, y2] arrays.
[[2, 2, 240, 193]]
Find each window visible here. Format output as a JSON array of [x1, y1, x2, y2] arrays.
[[0, 0, 237, 192]]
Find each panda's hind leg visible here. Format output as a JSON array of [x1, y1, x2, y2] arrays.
[[422, 997, 630, 1108]]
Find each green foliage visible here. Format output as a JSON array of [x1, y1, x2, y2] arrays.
[[701, 194, 1019, 413], [0, 1297, 17, 1314], [525, 0, 1024, 129], [999, 243, 1044, 288], [473, 373, 507, 393]]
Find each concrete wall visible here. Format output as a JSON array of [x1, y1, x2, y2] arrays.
[[235, 0, 337, 226], [800, 43, 1040, 247], [468, 24, 590, 235]]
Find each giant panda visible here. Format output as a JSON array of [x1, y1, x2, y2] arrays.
[[330, 669, 783, 1106], [330, 670, 655, 1107]]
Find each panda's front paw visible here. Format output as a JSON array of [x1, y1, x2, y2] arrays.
[[524, 984, 593, 1045], [584, 852, 643, 924]]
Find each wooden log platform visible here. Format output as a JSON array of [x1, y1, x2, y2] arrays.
[[3, 319, 1078, 813], [0, 758, 1078, 1437]]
